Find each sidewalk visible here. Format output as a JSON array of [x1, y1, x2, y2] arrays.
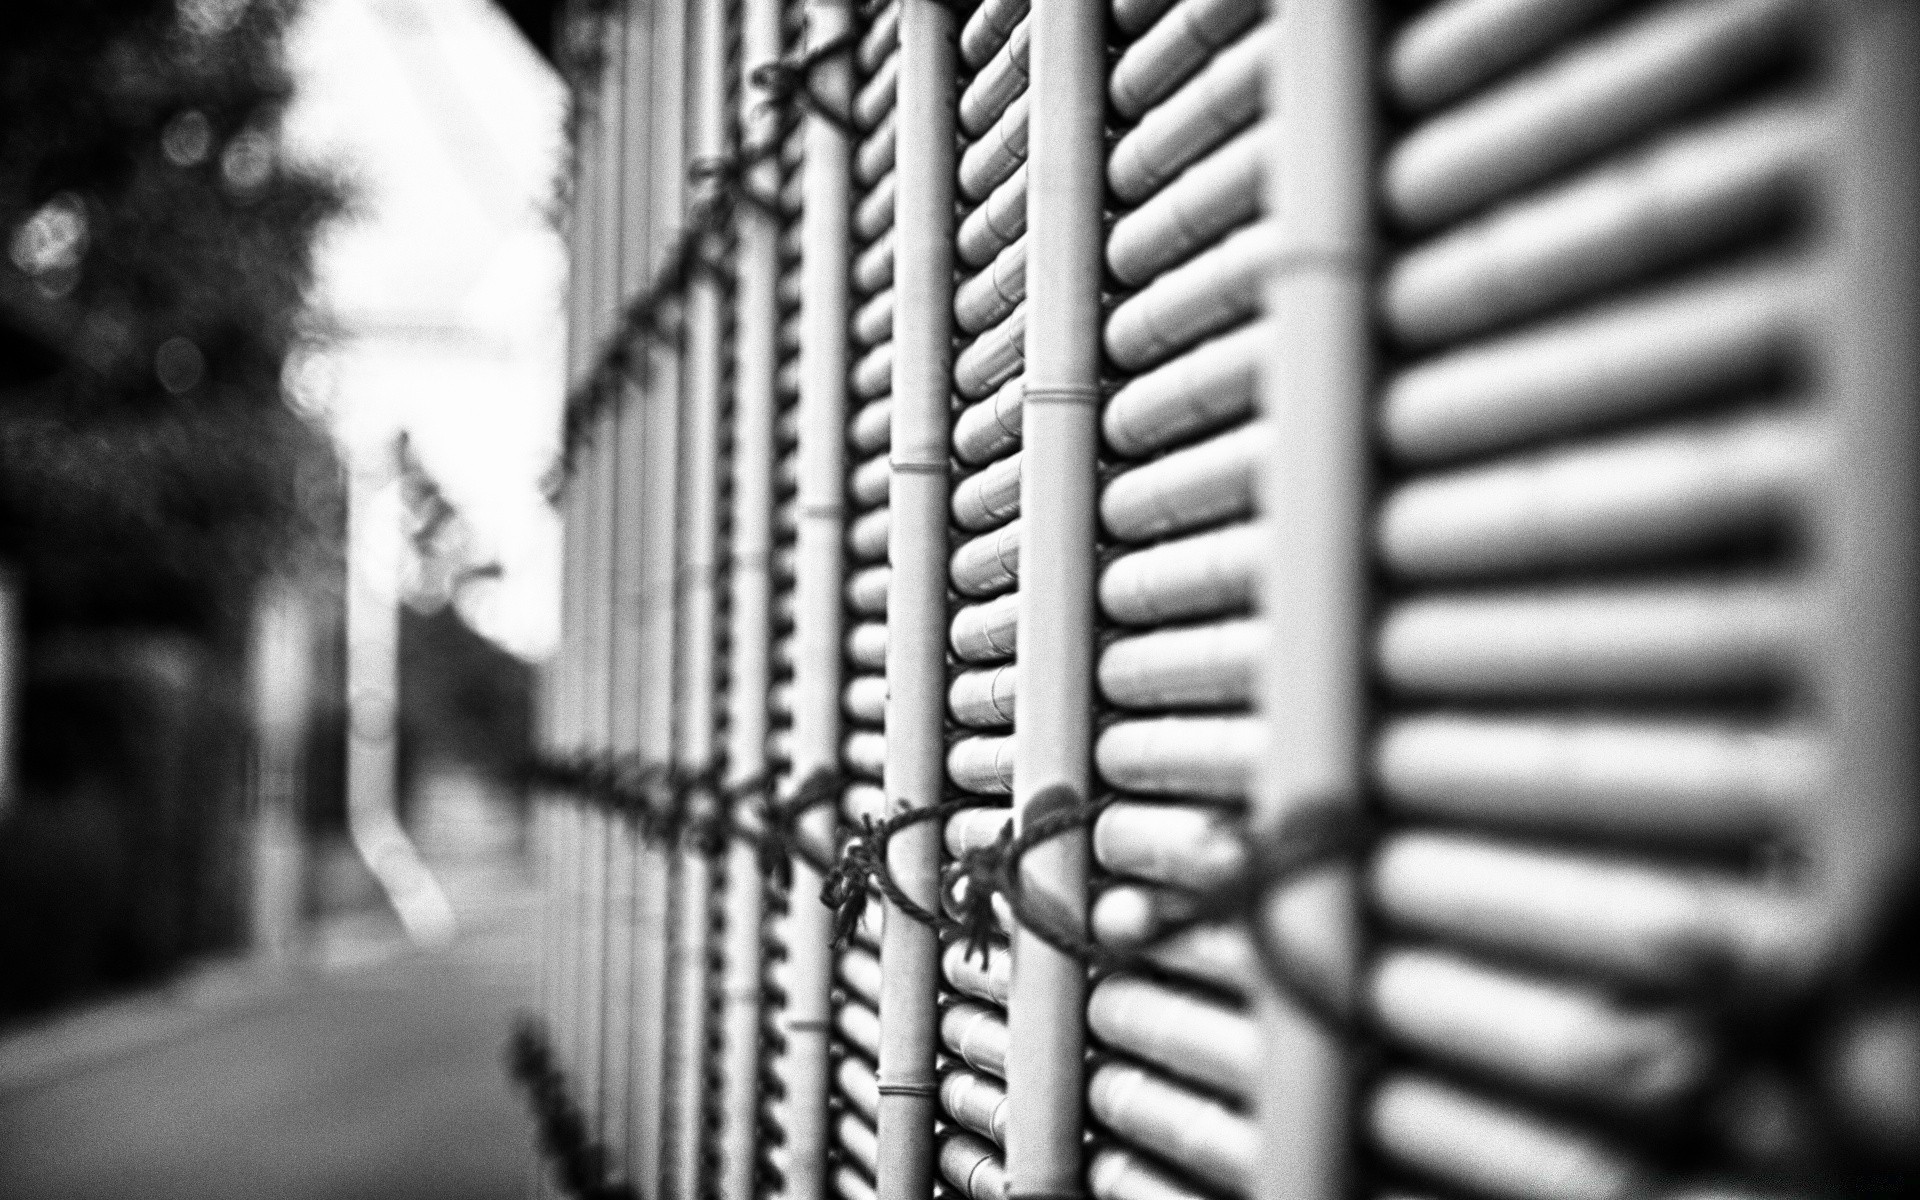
[[0, 779, 540, 1200]]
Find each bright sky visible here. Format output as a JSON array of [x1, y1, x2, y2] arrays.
[[281, 0, 569, 660]]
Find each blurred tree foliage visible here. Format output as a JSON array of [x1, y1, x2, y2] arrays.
[[0, 0, 346, 1016], [0, 0, 344, 633]]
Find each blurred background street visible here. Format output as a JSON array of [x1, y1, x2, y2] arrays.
[[0, 3, 568, 1194], [0, 774, 537, 1200]]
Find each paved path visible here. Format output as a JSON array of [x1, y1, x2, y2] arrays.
[[0, 904, 537, 1200]]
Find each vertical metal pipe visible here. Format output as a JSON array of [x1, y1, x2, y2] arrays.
[[878, 4, 956, 1200], [550, 16, 602, 1095], [1253, 3, 1373, 1198], [630, 0, 692, 1190], [665, 0, 732, 1194], [1810, 0, 1920, 983], [780, 3, 856, 1198], [606, 0, 656, 1175], [581, 10, 629, 1135], [1005, 0, 1103, 1194], [534, 125, 583, 1200], [716, 0, 784, 1192]]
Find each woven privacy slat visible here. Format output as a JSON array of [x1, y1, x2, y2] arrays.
[[954, 376, 1024, 465], [1384, 0, 1805, 232], [835, 1167, 877, 1200], [957, 165, 1027, 267], [945, 807, 1012, 856], [856, 110, 895, 184], [1113, 0, 1176, 37], [939, 1133, 1009, 1200], [779, 269, 806, 309], [1087, 975, 1255, 1101], [1373, 714, 1816, 840], [840, 946, 881, 1005], [1105, 221, 1273, 370], [780, 312, 804, 354], [955, 304, 1026, 399], [778, 356, 804, 398], [1099, 524, 1258, 626], [714, 0, 790, 1162], [858, 0, 897, 71], [1098, 322, 1259, 458], [1377, 409, 1809, 580], [854, 233, 894, 295], [847, 622, 886, 669], [953, 452, 1021, 531], [1382, 259, 1797, 466], [848, 508, 889, 561], [1367, 947, 1710, 1114], [1107, 24, 1267, 204], [845, 781, 887, 826], [956, 236, 1027, 334], [1376, 581, 1801, 696], [1110, 0, 1260, 121], [851, 398, 892, 453], [949, 734, 1016, 794], [1086, 1062, 1253, 1194], [1367, 1074, 1645, 1200], [951, 592, 1018, 662], [943, 939, 1011, 1006], [1094, 716, 1256, 800], [1094, 803, 1245, 890], [1089, 7, 1269, 1177], [855, 289, 894, 347], [838, 999, 882, 1059], [1087, 899, 1255, 995], [1387, 0, 1631, 114], [960, 15, 1030, 135], [851, 451, 891, 507], [1387, 101, 1817, 349], [856, 54, 899, 131], [847, 565, 890, 614], [1098, 618, 1260, 711], [1369, 832, 1796, 992], [942, 1002, 1010, 1077], [949, 663, 1017, 728], [854, 345, 895, 404], [1101, 421, 1263, 544], [942, 1070, 1010, 1144], [844, 675, 886, 723], [839, 1059, 880, 1121], [837, 1123, 877, 1182], [845, 729, 885, 779], [1107, 127, 1260, 288], [959, 92, 1029, 202], [951, 521, 1020, 597], [856, 173, 896, 240], [1088, 1146, 1214, 1200], [961, 0, 1028, 70]]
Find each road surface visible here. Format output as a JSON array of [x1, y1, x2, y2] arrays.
[[0, 903, 537, 1199]]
